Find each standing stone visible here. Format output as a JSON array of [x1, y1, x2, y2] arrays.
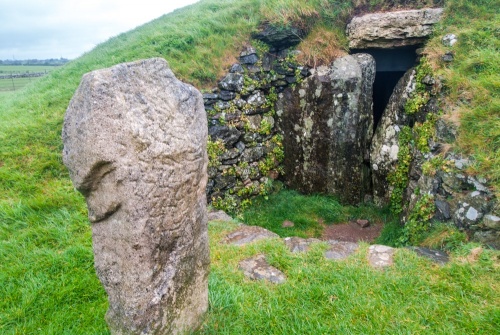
[[370, 69, 416, 206], [277, 54, 375, 204], [62, 58, 209, 335]]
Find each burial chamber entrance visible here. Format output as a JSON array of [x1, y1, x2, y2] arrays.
[[352, 46, 420, 128]]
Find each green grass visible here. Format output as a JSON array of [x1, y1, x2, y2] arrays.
[[1, 0, 500, 333], [200, 220, 500, 334], [0, 65, 57, 92], [242, 189, 393, 238], [0, 65, 57, 73], [425, 0, 500, 195]]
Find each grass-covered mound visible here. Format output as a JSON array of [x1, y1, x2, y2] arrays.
[[1, 0, 499, 333]]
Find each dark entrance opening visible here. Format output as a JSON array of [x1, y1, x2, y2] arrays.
[[352, 46, 420, 129]]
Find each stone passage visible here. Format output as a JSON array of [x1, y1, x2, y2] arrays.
[[277, 54, 375, 204], [62, 58, 209, 335]]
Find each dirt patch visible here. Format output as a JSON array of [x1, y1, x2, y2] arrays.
[[321, 221, 383, 243]]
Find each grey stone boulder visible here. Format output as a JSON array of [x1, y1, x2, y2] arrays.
[[239, 254, 286, 284], [347, 8, 444, 49], [223, 225, 279, 246], [277, 54, 375, 204], [62, 58, 209, 335]]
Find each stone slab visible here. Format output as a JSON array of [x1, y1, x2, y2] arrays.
[[223, 225, 279, 246], [238, 254, 286, 284]]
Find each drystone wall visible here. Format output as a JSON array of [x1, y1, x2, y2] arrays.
[[204, 46, 309, 211], [207, 7, 499, 248]]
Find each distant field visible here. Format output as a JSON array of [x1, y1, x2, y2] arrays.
[[0, 64, 57, 74], [0, 65, 57, 92]]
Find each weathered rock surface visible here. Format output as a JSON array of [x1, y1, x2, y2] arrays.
[[283, 237, 320, 253], [205, 47, 309, 207], [325, 241, 359, 260], [62, 58, 209, 335], [408, 247, 449, 265], [277, 54, 375, 204], [370, 69, 416, 206], [367, 245, 395, 268], [347, 8, 444, 49], [208, 210, 233, 222], [239, 254, 286, 284], [253, 23, 306, 50], [223, 225, 279, 246]]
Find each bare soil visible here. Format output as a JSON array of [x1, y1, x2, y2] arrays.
[[321, 221, 383, 243]]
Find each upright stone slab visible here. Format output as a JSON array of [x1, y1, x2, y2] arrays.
[[277, 54, 375, 204], [370, 69, 416, 206], [62, 58, 209, 335]]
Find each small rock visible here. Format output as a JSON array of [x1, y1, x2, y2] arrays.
[[282, 220, 295, 228], [223, 225, 279, 246], [247, 91, 267, 107], [483, 214, 500, 230], [239, 254, 286, 284], [442, 34, 458, 47], [454, 158, 469, 170], [356, 219, 370, 228], [367, 245, 395, 269], [230, 63, 244, 73], [408, 247, 449, 265], [283, 237, 319, 253], [325, 241, 359, 260], [219, 73, 244, 92], [434, 200, 451, 221], [240, 47, 259, 64], [442, 52, 454, 62], [219, 90, 236, 101], [203, 93, 218, 104], [208, 210, 233, 222]]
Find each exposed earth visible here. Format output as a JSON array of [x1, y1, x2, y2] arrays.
[[321, 221, 384, 243]]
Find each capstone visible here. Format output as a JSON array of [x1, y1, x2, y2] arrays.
[[347, 8, 444, 49]]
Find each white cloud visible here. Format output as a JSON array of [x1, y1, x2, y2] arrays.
[[0, 0, 200, 60]]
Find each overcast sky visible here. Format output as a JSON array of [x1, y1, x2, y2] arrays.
[[0, 0, 200, 60]]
